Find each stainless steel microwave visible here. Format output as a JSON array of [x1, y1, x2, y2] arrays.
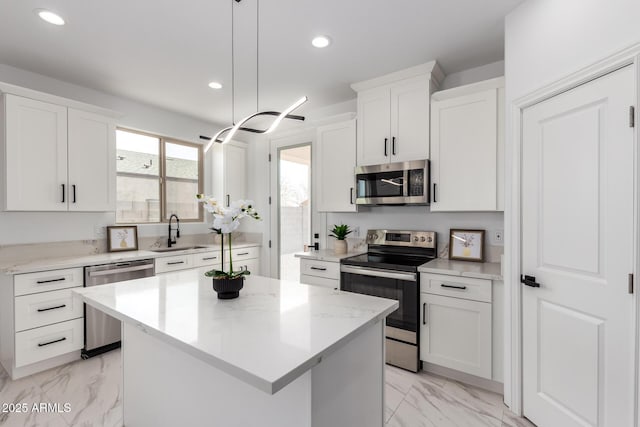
[[354, 160, 430, 205]]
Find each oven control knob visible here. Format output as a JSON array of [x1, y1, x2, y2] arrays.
[[373, 234, 379, 239], [420, 236, 426, 242], [413, 236, 419, 242], [427, 236, 433, 242]]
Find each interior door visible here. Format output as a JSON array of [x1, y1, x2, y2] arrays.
[[522, 66, 636, 427]]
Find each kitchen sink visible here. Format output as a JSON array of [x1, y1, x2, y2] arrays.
[[149, 245, 211, 253]]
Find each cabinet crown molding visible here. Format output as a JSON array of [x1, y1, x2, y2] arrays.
[[0, 81, 122, 118], [432, 76, 504, 102], [350, 61, 443, 93]]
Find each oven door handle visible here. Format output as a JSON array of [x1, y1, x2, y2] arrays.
[[340, 265, 416, 282]]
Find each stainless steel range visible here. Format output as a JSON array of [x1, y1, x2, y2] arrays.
[[340, 229, 436, 372]]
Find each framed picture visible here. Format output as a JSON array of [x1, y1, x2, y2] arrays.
[[107, 226, 139, 252], [449, 229, 484, 262]]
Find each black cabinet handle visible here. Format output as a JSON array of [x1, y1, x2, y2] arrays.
[[384, 138, 388, 156], [226, 194, 230, 206], [423, 303, 427, 325], [202, 257, 218, 261], [433, 183, 437, 203], [38, 337, 66, 347], [61, 184, 65, 203], [72, 185, 76, 203], [441, 284, 467, 290], [36, 277, 66, 284], [310, 266, 327, 271], [167, 261, 185, 265], [392, 137, 396, 155], [37, 304, 67, 312], [237, 252, 249, 256]]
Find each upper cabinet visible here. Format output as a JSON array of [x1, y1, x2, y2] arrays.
[[352, 62, 443, 166], [2, 94, 116, 212], [315, 119, 357, 212], [211, 141, 247, 207], [430, 77, 505, 212]]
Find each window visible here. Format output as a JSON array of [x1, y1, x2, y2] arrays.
[[116, 129, 203, 223]]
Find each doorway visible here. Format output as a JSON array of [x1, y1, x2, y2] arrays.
[[271, 143, 312, 280]]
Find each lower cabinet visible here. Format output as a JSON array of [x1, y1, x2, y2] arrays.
[[155, 246, 260, 275], [299, 259, 340, 289], [419, 273, 493, 379]]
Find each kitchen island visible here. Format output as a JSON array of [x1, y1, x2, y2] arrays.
[[73, 268, 397, 427]]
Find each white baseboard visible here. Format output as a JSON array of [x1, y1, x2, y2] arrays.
[[422, 362, 504, 395]]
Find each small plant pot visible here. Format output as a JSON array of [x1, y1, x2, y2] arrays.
[[212, 276, 244, 299], [334, 240, 348, 255]]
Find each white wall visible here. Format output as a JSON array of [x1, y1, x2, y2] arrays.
[[505, 0, 640, 101], [441, 60, 504, 90], [0, 64, 224, 245]]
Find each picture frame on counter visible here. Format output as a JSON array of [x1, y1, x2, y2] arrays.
[[107, 225, 139, 252], [449, 229, 484, 262]]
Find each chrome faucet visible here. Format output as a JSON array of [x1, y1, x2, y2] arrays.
[[168, 214, 180, 247]]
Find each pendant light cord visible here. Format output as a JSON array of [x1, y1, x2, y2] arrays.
[[256, 0, 259, 112], [231, 0, 235, 125]]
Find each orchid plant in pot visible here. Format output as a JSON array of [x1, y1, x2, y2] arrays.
[[197, 194, 261, 299]]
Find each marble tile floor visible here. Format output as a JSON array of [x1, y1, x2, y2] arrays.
[[1, 350, 536, 427]]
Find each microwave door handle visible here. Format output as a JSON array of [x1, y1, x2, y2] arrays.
[[403, 170, 409, 196]]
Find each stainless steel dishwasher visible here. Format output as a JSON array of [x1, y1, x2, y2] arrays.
[[82, 259, 155, 358]]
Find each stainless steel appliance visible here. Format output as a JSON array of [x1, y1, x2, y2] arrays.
[[82, 259, 155, 358], [355, 160, 429, 205], [340, 230, 436, 372]]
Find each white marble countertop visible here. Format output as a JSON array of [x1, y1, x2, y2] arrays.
[[294, 249, 366, 263], [418, 258, 503, 280], [1, 243, 260, 275], [74, 268, 397, 394]]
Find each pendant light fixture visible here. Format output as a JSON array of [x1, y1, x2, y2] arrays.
[[205, 0, 307, 152]]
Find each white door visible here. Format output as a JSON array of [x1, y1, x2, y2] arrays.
[[315, 119, 357, 212], [4, 95, 68, 211], [390, 77, 430, 163], [431, 89, 498, 211], [67, 109, 116, 211], [356, 88, 391, 166], [522, 66, 635, 427], [223, 143, 247, 206]]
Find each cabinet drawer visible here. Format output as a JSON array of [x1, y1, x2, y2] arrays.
[[15, 288, 84, 332], [14, 268, 84, 296], [155, 255, 192, 273], [227, 246, 260, 261], [421, 273, 491, 303], [192, 251, 222, 268], [300, 259, 340, 280], [300, 274, 339, 289], [15, 318, 84, 368]]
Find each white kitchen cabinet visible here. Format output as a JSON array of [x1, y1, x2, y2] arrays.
[[2, 94, 116, 212], [352, 62, 442, 167], [0, 267, 85, 379], [67, 108, 116, 211], [315, 119, 357, 212], [420, 292, 492, 379], [430, 77, 504, 211], [299, 258, 340, 289], [3, 95, 68, 211], [211, 140, 247, 207], [155, 254, 193, 273]]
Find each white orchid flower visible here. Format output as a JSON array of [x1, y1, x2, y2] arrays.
[[213, 215, 240, 234]]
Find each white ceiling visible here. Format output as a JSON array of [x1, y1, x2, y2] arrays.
[[0, 0, 523, 126]]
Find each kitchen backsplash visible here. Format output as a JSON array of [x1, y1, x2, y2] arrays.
[[0, 232, 263, 266]]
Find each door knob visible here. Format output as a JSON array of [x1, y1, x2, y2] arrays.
[[520, 275, 541, 288]]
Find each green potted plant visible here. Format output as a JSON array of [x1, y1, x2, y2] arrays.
[[329, 224, 353, 254], [197, 194, 261, 299]]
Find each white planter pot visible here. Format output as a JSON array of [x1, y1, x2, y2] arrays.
[[334, 240, 348, 255]]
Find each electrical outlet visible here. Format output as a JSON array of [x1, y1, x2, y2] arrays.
[[353, 226, 360, 238], [94, 225, 106, 238], [492, 229, 504, 246]]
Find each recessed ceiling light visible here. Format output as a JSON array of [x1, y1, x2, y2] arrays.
[[311, 36, 331, 48], [208, 81, 223, 89], [35, 9, 65, 26]]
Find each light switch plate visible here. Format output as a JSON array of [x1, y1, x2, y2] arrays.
[[491, 229, 504, 246]]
